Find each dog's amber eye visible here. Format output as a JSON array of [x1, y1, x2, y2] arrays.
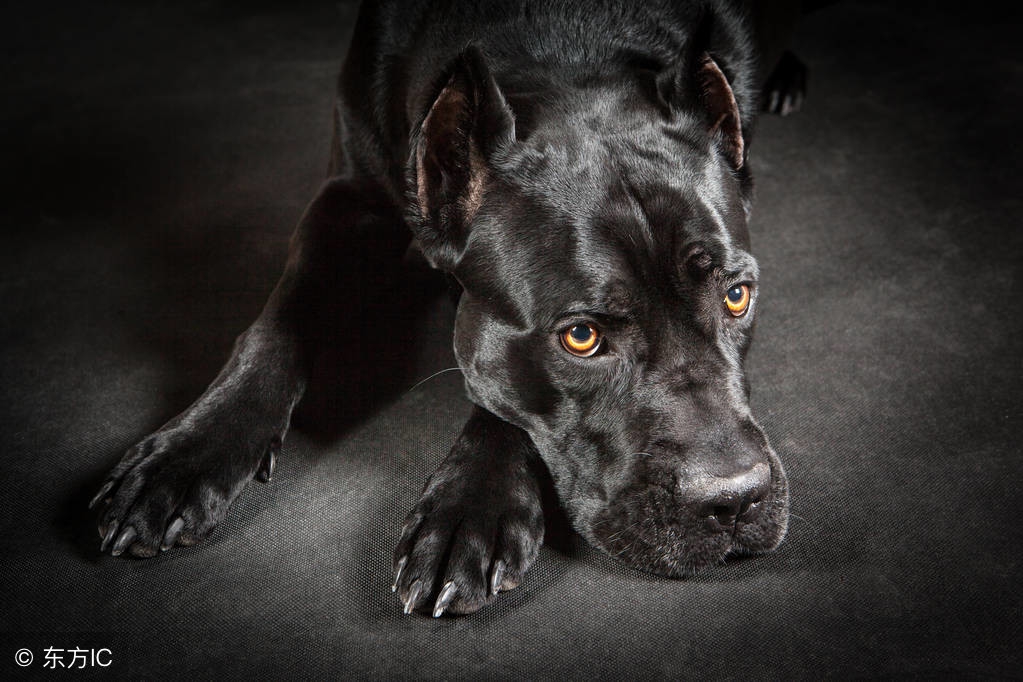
[[560, 323, 602, 357], [724, 284, 751, 316]]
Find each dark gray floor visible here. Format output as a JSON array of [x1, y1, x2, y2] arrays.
[[2, 1, 1020, 678]]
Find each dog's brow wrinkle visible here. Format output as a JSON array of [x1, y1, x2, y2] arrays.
[[609, 155, 655, 250], [698, 195, 730, 246]]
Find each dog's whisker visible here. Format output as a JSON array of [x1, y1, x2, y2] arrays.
[[405, 367, 463, 394], [787, 512, 817, 530]]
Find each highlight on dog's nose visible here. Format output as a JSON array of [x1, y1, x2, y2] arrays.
[[686, 462, 771, 530]]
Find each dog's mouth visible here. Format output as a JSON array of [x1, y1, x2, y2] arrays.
[[579, 448, 790, 578]]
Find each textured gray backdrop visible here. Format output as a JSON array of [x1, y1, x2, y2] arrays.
[[1, 1, 1020, 678]]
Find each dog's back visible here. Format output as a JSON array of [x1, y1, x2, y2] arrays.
[[332, 0, 758, 187]]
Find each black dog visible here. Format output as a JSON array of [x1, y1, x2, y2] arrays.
[[92, 0, 804, 617]]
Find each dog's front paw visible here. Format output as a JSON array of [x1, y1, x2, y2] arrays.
[[392, 461, 544, 617], [762, 50, 807, 116], [90, 421, 280, 558]]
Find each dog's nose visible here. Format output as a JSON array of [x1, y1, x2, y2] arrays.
[[685, 462, 771, 530]]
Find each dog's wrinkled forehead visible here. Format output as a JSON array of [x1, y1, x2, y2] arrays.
[[456, 108, 752, 324]]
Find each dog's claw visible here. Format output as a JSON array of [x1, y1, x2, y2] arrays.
[[490, 559, 506, 596], [161, 517, 185, 551], [111, 526, 137, 557], [99, 522, 119, 553], [404, 579, 423, 615], [392, 556, 407, 593], [256, 440, 279, 483], [89, 481, 114, 510], [433, 581, 457, 618]]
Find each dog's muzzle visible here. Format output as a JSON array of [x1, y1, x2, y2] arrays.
[[585, 437, 789, 577]]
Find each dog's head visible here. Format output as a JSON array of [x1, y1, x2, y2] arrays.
[[407, 45, 788, 577]]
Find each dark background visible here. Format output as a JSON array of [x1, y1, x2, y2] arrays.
[[2, 1, 1020, 678]]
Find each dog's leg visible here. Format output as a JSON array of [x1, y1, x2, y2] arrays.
[[91, 175, 405, 557], [393, 406, 546, 617]]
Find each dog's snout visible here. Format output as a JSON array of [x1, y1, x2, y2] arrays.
[[683, 462, 770, 530]]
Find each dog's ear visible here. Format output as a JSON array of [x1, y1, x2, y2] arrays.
[[695, 53, 745, 169], [657, 50, 746, 170], [409, 45, 515, 271]]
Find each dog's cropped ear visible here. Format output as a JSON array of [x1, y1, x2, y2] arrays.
[[695, 53, 744, 169], [657, 51, 745, 170], [408, 45, 515, 271]]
